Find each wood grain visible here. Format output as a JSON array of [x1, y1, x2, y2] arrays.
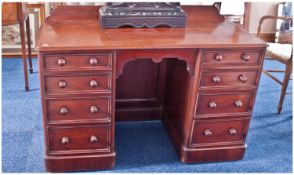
[[36, 6, 266, 52]]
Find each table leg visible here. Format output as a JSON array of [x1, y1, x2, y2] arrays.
[[25, 17, 33, 74], [19, 21, 29, 91]]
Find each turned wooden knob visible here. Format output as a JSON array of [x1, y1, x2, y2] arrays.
[[214, 54, 223, 61], [60, 107, 68, 115], [238, 75, 248, 83], [212, 75, 221, 83], [229, 128, 237, 135], [90, 80, 98, 87], [61, 137, 69, 144], [57, 58, 66, 66], [89, 58, 98, 65], [90, 106, 98, 114], [90, 135, 98, 143], [241, 54, 250, 61], [204, 129, 212, 136], [59, 80, 67, 88], [208, 101, 217, 109], [234, 100, 243, 108]]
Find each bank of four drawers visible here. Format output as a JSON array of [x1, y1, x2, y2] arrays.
[[41, 53, 113, 154], [191, 49, 263, 147]]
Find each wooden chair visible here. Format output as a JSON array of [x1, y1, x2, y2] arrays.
[[257, 3, 292, 114], [2, 2, 33, 91]]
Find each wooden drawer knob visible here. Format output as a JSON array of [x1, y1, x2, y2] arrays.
[[204, 129, 212, 136], [89, 58, 98, 65], [60, 106, 68, 115], [234, 100, 243, 108], [59, 80, 67, 88], [90, 80, 98, 87], [229, 128, 237, 135], [90, 106, 99, 114], [90, 135, 98, 143], [57, 58, 66, 66], [208, 101, 217, 109], [238, 75, 248, 83], [241, 54, 250, 61], [212, 75, 221, 83], [214, 54, 223, 61], [61, 137, 69, 144]]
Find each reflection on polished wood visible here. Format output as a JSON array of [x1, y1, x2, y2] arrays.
[[36, 6, 264, 51], [36, 5, 266, 172]]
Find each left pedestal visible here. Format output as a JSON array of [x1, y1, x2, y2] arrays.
[[38, 52, 116, 172]]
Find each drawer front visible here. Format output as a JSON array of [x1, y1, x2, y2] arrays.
[[203, 50, 261, 65], [47, 97, 111, 124], [45, 73, 111, 95], [196, 92, 254, 116], [190, 119, 248, 146], [200, 70, 259, 89], [48, 125, 110, 154], [44, 53, 112, 71]]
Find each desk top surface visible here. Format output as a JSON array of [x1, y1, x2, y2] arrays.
[[36, 5, 266, 52]]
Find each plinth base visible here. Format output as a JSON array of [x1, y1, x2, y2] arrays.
[[45, 152, 116, 172]]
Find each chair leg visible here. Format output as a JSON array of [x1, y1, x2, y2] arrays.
[[19, 22, 29, 91], [277, 63, 292, 114], [25, 17, 33, 74]]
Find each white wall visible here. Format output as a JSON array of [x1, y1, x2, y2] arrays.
[[249, 2, 278, 33]]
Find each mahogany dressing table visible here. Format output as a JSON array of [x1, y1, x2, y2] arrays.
[[36, 5, 266, 172]]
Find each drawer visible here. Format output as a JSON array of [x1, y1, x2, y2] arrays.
[[202, 50, 262, 65], [46, 97, 111, 124], [190, 119, 248, 146], [196, 92, 254, 116], [48, 125, 111, 155], [44, 53, 112, 71], [45, 73, 111, 95], [200, 70, 259, 89]]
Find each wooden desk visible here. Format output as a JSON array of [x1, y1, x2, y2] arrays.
[[36, 5, 266, 172]]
